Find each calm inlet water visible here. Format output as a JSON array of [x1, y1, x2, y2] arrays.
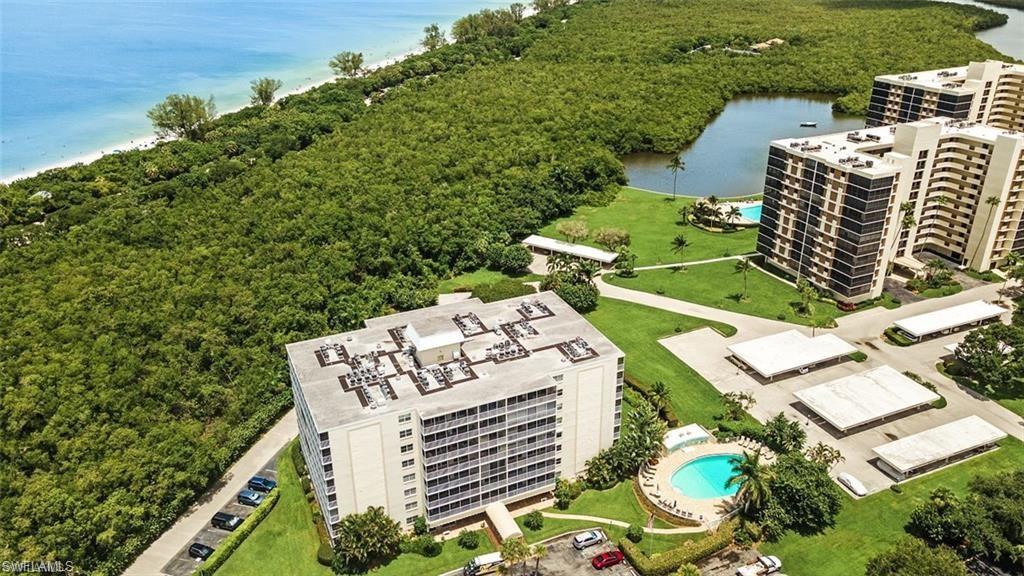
[[623, 95, 864, 198], [0, 0, 508, 180], [941, 0, 1023, 59]]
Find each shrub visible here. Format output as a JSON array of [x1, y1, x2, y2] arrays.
[[402, 535, 441, 557], [776, 312, 787, 320], [849, 351, 867, 362], [291, 441, 308, 478], [413, 515, 428, 536], [555, 282, 599, 313], [472, 278, 536, 303], [620, 520, 735, 576], [457, 529, 480, 550], [626, 524, 644, 543], [884, 327, 914, 346], [496, 244, 533, 273], [523, 510, 544, 531], [196, 489, 280, 576], [317, 542, 334, 566], [300, 476, 312, 495], [554, 477, 583, 509]]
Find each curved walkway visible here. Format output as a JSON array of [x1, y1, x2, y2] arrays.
[[540, 512, 705, 534]]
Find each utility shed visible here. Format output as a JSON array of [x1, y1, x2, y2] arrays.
[[793, 365, 939, 432], [485, 502, 523, 542], [727, 330, 857, 380], [893, 300, 1007, 341], [873, 416, 1006, 480]]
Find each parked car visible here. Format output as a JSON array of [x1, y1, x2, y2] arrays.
[[736, 555, 782, 576], [237, 489, 265, 507], [591, 550, 625, 570], [572, 530, 605, 550], [837, 472, 868, 497], [211, 512, 243, 531], [188, 542, 215, 560], [248, 475, 277, 493]]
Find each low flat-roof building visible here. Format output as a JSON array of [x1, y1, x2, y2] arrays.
[[522, 234, 619, 266], [793, 365, 939, 432], [287, 292, 624, 537], [756, 117, 1024, 302], [893, 300, 1007, 342], [873, 416, 1007, 480], [727, 329, 857, 380], [866, 60, 1024, 131]]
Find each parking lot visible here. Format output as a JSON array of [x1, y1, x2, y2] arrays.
[[537, 531, 636, 576], [160, 460, 279, 576]]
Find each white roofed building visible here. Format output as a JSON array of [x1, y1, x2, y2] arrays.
[[794, 366, 940, 432], [522, 234, 619, 266], [893, 300, 1007, 342], [727, 330, 858, 380], [872, 416, 1007, 480]]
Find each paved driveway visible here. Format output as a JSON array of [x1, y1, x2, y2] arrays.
[[151, 439, 286, 576], [537, 532, 635, 576]]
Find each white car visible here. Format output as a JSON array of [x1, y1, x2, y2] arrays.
[[737, 555, 782, 576], [838, 472, 868, 497], [572, 529, 605, 550]]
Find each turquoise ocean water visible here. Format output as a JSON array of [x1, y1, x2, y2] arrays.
[[0, 0, 508, 180]]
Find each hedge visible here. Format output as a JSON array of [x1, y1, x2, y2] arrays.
[[196, 489, 281, 576], [883, 327, 915, 347], [624, 374, 680, 427], [620, 520, 735, 576]]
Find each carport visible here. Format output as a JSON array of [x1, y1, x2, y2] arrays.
[[892, 300, 1007, 342], [872, 416, 1006, 480], [727, 330, 857, 380], [793, 365, 939, 432], [485, 502, 522, 543]]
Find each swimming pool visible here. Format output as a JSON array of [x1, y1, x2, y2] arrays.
[[670, 454, 741, 500], [739, 203, 763, 222]]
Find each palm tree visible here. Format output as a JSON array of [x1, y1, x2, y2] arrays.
[[886, 201, 916, 273], [727, 450, 772, 515], [501, 537, 530, 576], [649, 380, 670, 414], [1002, 251, 1024, 291], [734, 257, 752, 301], [577, 259, 601, 287], [727, 205, 742, 228], [677, 204, 691, 226], [666, 156, 686, 200], [969, 195, 1002, 268], [531, 544, 547, 575], [671, 234, 689, 257], [706, 195, 721, 228]]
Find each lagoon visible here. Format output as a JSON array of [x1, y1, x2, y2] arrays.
[[622, 94, 864, 198]]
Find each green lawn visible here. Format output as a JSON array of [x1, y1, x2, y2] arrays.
[[539, 187, 759, 267], [761, 438, 1024, 576], [586, 297, 740, 428], [605, 261, 845, 327], [557, 481, 672, 528], [217, 441, 494, 576], [216, 442, 331, 576], [918, 283, 963, 299], [517, 516, 700, 556], [437, 269, 542, 293], [937, 361, 1024, 419]]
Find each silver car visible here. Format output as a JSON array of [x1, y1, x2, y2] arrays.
[[571, 530, 605, 550]]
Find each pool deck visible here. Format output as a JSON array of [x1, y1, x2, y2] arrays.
[[638, 440, 770, 526], [720, 200, 762, 226]]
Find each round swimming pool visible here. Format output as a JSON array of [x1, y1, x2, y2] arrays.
[[670, 454, 741, 500]]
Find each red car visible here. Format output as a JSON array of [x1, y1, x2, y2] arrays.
[[591, 550, 625, 570]]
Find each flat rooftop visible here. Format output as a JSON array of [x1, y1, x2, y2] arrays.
[[772, 117, 1024, 178], [873, 416, 1006, 474], [894, 300, 1007, 339], [728, 329, 857, 379], [286, 291, 623, 431], [794, 365, 939, 432], [522, 234, 619, 264], [874, 60, 1024, 93]]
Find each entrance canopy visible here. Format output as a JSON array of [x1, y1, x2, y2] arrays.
[[485, 502, 523, 542], [728, 330, 857, 379], [873, 416, 1006, 478], [522, 234, 619, 264], [893, 300, 1007, 340], [793, 365, 939, 431], [663, 424, 712, 452]]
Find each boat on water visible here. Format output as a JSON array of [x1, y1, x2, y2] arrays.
[[800, 121, 818, 127]]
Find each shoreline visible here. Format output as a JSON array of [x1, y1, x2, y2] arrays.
[[0, 49, 421, 185]]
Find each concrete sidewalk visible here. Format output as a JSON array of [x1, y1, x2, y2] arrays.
[[123, 410, 297, 576]]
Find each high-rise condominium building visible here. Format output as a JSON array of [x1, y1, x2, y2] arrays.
[[866, 60, 1024, 131], [286, 292, 624, 539], [757, 117, 1024, 302]]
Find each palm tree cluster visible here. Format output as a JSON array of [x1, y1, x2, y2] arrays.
[[689, 196, 742, 230], [728, 451, 772, 515]]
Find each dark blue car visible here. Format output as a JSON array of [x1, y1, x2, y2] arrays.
[[248, 475, 277, 493]]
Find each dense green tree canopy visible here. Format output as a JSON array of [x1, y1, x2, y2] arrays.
[[0, 0, 1009, 572], [866, 538, 966, 576], [146, 94, 217, 141]]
